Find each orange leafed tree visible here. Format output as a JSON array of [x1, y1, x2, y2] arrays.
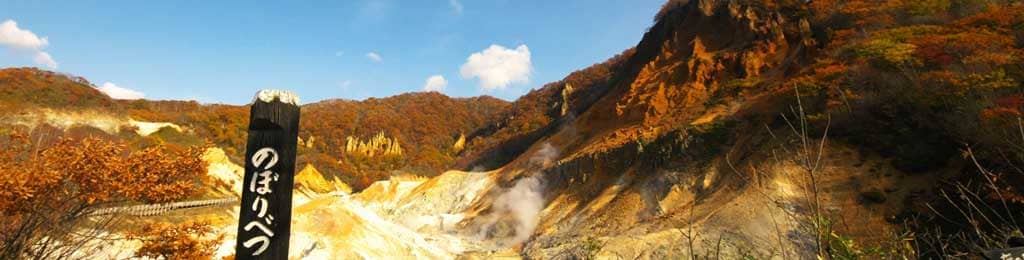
[[128, 221, 223, 260], [0, 133, 207, 259]]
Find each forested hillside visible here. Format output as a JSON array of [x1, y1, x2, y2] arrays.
[[0, 68, 509, 189]]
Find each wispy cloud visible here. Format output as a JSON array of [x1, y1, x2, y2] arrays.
[[32, 52, 57, 69], [460, 44, 532, 91], [366, 52, 383, 62], [448, 0, 464, 14], [353, 0, 393, 27], [97, 82, 145, 100], [423, 75, 447, 92], [335, 51, 345, 57], [0, 19, 58, 69]]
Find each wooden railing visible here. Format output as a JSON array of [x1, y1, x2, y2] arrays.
[[90, 197, 238, 216]]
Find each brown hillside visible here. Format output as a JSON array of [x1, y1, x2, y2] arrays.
[[455, 0, 1024, 258], [456, 48, 637, 170], [0, 70, 511, 189], [0, 67, 117, 111], [119, 93, 512, 181], [300, 92, 510, 188]]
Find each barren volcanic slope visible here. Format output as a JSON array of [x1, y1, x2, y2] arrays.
[[447, 0, 1024, 258]]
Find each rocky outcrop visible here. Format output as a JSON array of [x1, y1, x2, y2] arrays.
[[202, 147, 244, 196], [452, 133, 467, 154], [345, 131, 404, 158], [612, 0, 801, 130], [295, 163, 352, 195], [560, 83, 574, 116], [297, 135, 316, 149]]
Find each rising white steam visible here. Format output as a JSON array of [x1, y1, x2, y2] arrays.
[[490, 176, 544, 246], [529, 143, 559, 167], [476, 142, 558, 246]]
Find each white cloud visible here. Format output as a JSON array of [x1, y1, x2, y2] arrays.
[[97, 82, 145, 100], [423, 75, 447, 92], [0, 20, 48, 49], [335, 51, 345, 57], [366, 52, 383, 62], [0, 20, 58, 69], [460, 44, 532, 91], [339, 80, 352, 88], [449, 0, 464, 14], [33, 52, 57, 69]]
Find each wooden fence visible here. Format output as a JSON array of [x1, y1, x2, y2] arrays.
[[90, 197, 238, 217]]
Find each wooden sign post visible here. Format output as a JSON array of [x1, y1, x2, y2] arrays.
[[235, 90, 301, 259]]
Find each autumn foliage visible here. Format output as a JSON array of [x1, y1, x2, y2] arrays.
[[0, 68, 116, 110], [458, 48, 636, 170], [0, 132, 207, 258], [751, 1, 1024, 256], [128, 221, 223, 259], [299, 92, 509, 189]]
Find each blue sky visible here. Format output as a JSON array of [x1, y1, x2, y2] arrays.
[[0, 0, 663, 104]]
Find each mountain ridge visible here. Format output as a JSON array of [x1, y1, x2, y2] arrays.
[[0, 68, 511, 188]]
